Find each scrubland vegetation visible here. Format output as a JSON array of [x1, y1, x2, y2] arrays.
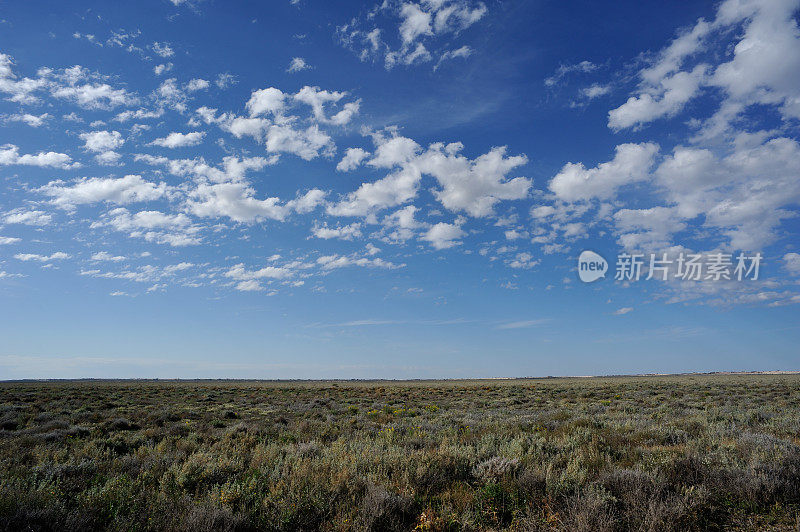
[[1, 375, 800, 531]]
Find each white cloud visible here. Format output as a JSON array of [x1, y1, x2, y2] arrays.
[[294, 86, 360, 125], [154, 78, 190, 112], [246, 87, 286, 116], [435, 45, 473, 70], [3, 209, 52, 226], [496, 319, 549, 329], [150, 131, 205, 148], [0, 53, 46, 104], [422, 221, 466, 249], [316, 253, 403, 270], [80, 130, 124, 152], [40, 175, 167, 209], [784, 253, 800, 276], [581, 83, 611, 99], [94, 151, 122, 165], [655, 136, 800, 250], [614, 307, 634, 315], [329, 132, 529, 217], [215, 73, 236, 89], [287, 57, 311, 72], [379, 205, 425, 242], [51, 82, 135, 109], [337, 0, 486, 69], [608, 0, 800, 133], [151, 42, 174, 58], [328, 165, 421, 216], [92, 208, 201, 246], [14, 251, 70, 262], [235, 280, 266, 292], [549, 143, 658, 202], [613, 206, 686, 251], [4, 112, 50, 127], [508, 252, 539, 269], [135, 153, 270, 183], [201, 85, 358, 161], [608, 65, 706, 130], [154, 63, 173, 76], [419, 143, 530, 217], [0, 236, 21, 244], [186, 78, 209, 92], [544, 60, 598, 86], [188, 183, 325, 223], [91, 251, 126, 262], [336, 147, 370, 171], [114, 108, 164, 122], [47, 65, 137, 109], [0, 144, 78, 169], [311, 222, 362, 240], [226, 263, 294, 281], [530, 205, 556, 219]]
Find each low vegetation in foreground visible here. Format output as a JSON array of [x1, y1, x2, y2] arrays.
[[1, 375, 800, 531]]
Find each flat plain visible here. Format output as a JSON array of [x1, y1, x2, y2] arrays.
[[1, 374, 799, 531]]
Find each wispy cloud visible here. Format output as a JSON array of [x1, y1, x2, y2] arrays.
[[495, 319, 551, 330]]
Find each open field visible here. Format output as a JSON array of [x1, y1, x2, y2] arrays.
[[1, 375, 800, 531]]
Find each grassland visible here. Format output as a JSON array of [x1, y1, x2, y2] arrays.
[[1, 374, 799, 531]]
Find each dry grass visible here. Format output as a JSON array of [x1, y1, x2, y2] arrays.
[[1, 374, 799, 530]]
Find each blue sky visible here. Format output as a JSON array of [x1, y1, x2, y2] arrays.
[[1, 0, 799, 378]]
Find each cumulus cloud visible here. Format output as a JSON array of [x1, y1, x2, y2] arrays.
[[0, 144, 79, 169], [150, 131, 205, 148], [14, 251, 70, 262], [609, 0, 800, 134], [92, 208, 201, 246], [47, 66, 137, 109], [246, 88, 286, 116], [91, 251, 126, 262], [80, 130, 124, 152], [294, 86, 360, 125], [422, 220, 466, 249], [135, 153, 270, 183], [549, 143, 658, 202], [114, 108, 164, 122], [188, 184, 325, 223], [336, 147, 370, 171], [186, 79, 209, 92], [39, 175, 168, 209], [0, 53, 47, 104], [3, 209, 53, 226], [608, 65, 706, 130], [4, 112, 50, 127], [337, 0, 486, 69], [329, 131, 530, 217], [316, 253, 403, 270], [310, 222, 362, 240], [784, 253, 800, 276], [380, 205, 425, 242], [654, 137, 800, 250], [151, 42, 174, 58], [287, 57, 311, 72], [154, 63, 173, 76], [200, 89, 345, 161]]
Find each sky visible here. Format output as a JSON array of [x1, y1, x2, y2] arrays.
[[0, 0, 799, 379]]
